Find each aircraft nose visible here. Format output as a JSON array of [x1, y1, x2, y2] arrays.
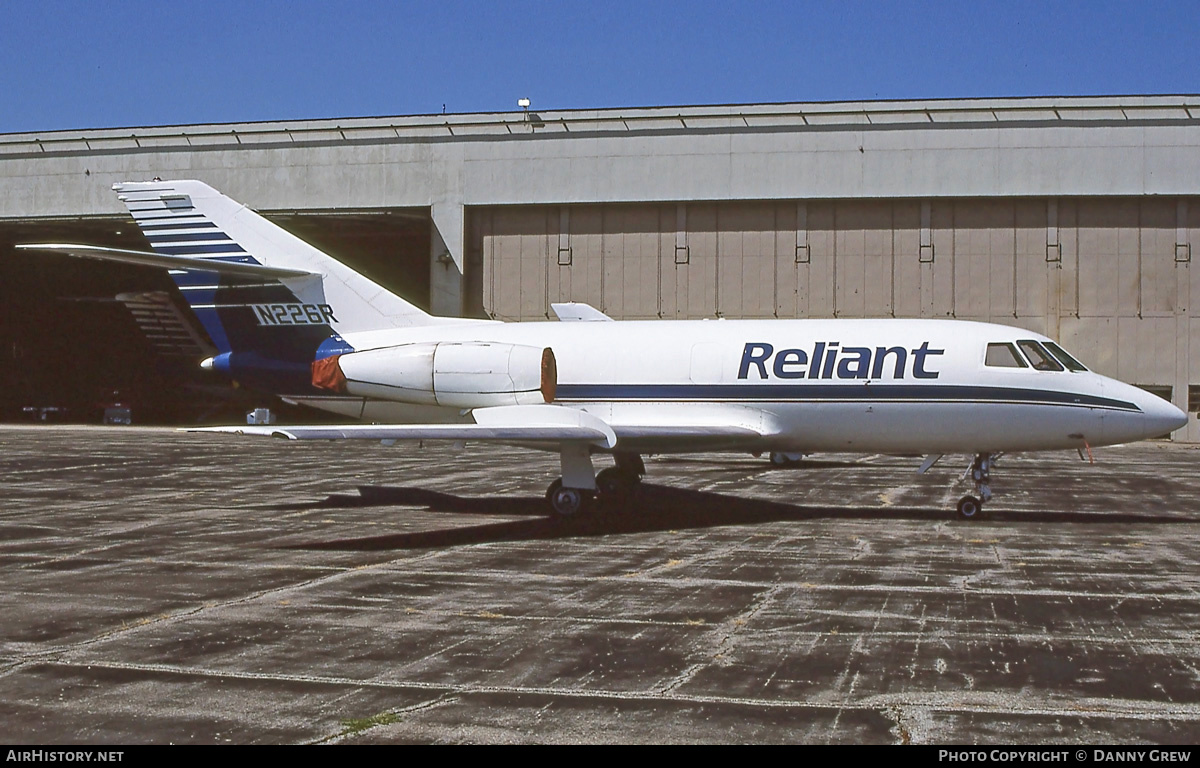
[[1099, 378, 1189, 444], [1140, 391, 1189, 439]]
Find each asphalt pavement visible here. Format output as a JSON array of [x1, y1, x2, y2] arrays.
[[1, 425, 1198, 744]]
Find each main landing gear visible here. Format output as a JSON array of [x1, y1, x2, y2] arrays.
[[545, 478, 590, 517], [546, 450, 644, 517], [768, 451, 804, 466], [956, 453, 995, 520]]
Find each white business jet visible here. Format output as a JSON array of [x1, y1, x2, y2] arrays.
[[18, 181, 1187, 520]]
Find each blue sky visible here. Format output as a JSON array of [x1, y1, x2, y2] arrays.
[[2, 0, 1196, 134]]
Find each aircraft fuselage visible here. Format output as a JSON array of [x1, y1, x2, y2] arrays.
[[303, 317, 1182, 455]]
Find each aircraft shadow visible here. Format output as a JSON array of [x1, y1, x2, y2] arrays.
[[278, 483, 1197, 552]]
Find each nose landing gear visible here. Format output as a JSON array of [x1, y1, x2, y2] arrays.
[[956, 452, 995, 520], [956, 494, 984, 520]]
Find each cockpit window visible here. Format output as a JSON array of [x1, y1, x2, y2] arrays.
[[985, 342, 1028, 368], [1043, 341, 1089, 372], [1017, 340, 1065, 372]]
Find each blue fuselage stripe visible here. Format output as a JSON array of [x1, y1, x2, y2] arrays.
[[553, 384, 1140, 411]]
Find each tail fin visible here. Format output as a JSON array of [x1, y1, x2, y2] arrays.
[[113, 180, 436, 353]]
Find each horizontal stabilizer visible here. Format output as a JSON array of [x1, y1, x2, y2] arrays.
[[15, 244, 319, 280], [189, 404, 619, 449]]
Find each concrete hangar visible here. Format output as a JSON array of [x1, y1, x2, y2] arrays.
[[1, 95, 1199, 439]]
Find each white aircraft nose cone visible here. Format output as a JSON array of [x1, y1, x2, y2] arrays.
[[1142, 392, 1189, 439], [1099, 378, 1189, 444]]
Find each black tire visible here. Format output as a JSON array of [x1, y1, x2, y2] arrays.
[[614, 452, 646, 479], [596, 467, 637, 509], [956, 495, 984, 520], [547, 479, 591, 517], [769, 451, 803, 466]]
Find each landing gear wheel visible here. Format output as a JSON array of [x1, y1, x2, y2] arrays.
[[614, 451, 646, 479], [956, 495, 984, 520], [546, 478, 592, 517], [954, 452, 997, 519], [596, 467, 638, 509]]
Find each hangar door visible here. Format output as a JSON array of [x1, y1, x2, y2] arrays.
[[467, 197, 1199, 441], [0, 209, 430, 424]]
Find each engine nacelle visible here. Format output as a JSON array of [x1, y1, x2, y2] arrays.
[[312, 342, 557, 408]]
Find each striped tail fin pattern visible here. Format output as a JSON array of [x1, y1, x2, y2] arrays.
[[114, 180, 436, 393]]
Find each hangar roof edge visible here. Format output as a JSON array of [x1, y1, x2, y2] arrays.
[[3, 94, 1198, 148]]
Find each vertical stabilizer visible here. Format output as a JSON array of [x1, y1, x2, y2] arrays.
[[113, 180, 436, 343]]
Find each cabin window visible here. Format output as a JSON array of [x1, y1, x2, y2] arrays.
[[985, 343, 1027, 368], [1017, 340, 1065, 372], [1043, 341, 1088, 372]]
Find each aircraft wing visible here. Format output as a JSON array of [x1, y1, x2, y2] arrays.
[[189, 404, 770, 452], [609, 425, 765, 452], [194, 422, 615, 444], [191, 404, 619, 449], [15, 243, 319, 280]]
